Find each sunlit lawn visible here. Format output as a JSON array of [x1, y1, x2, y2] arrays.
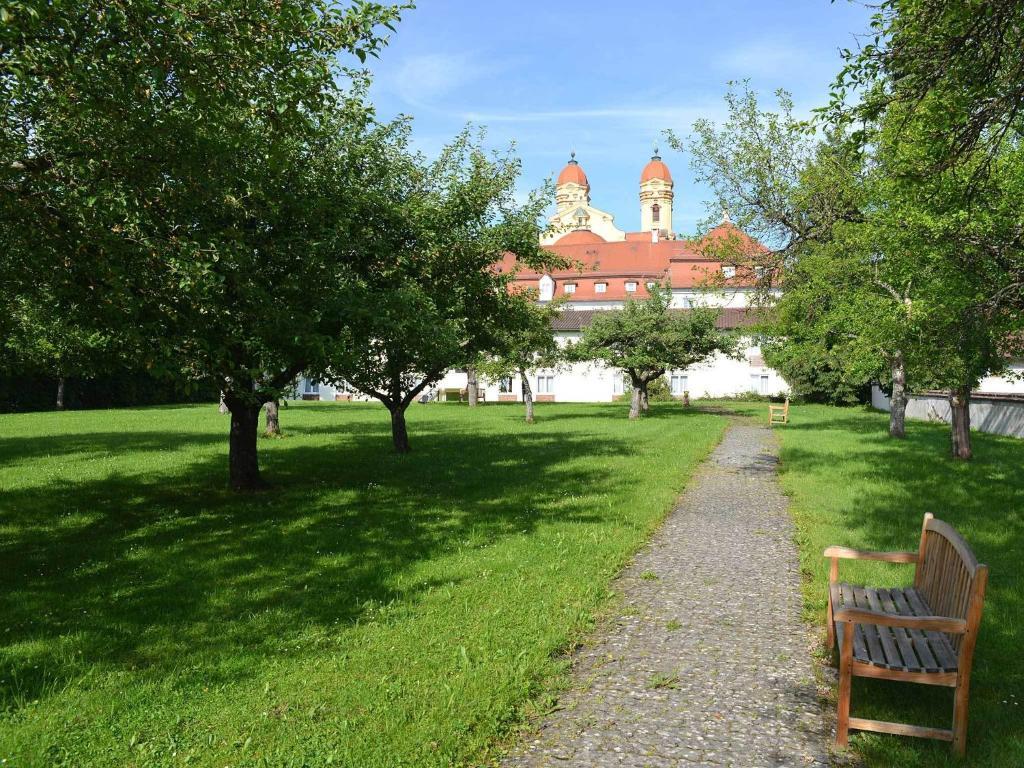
[[0, 401, 725, 767], [708, 401, 1024, 767]]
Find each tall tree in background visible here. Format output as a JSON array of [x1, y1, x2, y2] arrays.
[[571, 286, 737, 420], [5, 293, 114, 410], [828, 0, 1024, 457], [476, 296, 564, 424], [325, 130, 553, 452], [1, 0, 407, 488]]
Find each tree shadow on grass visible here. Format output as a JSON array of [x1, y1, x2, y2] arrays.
[[0, 430, 227, 469], [0, 424, 639, 711]]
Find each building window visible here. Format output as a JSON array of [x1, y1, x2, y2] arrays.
[[564, 283, 576, 294], [538, 274, 554, 301], [303, 379, 320, 395], [722, 265, 736, 279], [499, 376, 513, 393], [536, 375, 555, 394], [679, 297, 692, 308], [750, 374, 770, 395], [754, 266, 768, 279], [595, 282, 607, 293], [625, 281, 638, 292], [613, 374, 632, 395], [646, 281, 657, 290], [651, 203, 660, 223], [670, 374, 688, 395]]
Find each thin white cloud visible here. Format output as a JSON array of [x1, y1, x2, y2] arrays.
[[459, 103, 728, 127], [714, 36, 834, 80]]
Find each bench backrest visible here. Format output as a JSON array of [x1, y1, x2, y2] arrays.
[[913, 513, 988, 652]]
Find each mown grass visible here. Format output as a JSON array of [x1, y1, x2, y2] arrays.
[[707, 401, 1024, 767], [0, 401, 725, 767]]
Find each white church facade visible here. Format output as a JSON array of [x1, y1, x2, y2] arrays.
[[300, 151, 790, 403]]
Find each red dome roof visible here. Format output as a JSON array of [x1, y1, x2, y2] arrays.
[[554, 230, 606, 245], [557, 154, 589, 187], [641, 154, 672, 183]]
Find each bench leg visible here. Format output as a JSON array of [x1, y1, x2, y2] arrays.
[[826, 593, 835, 652], [836, 622, 854, 747], [952, 673, 972, 756]]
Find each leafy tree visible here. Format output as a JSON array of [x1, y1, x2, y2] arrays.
[[5, 293, 114, 409], [826, 0, 1024, 173], [1, 0, 407, 489], [475, 296, 564, 424], [570, 286, 737, 420], [324, 130, 552, 452], [681, 84, 926, 432]]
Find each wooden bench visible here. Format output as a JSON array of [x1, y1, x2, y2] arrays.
[[825, 513, 988, 755], [768, 397, 789, 425]]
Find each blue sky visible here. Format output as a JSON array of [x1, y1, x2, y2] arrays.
[[366, 0, 872, 234]]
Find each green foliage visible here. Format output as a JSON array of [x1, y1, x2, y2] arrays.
[[0, 400, 725, 766], [475, 298, 565, 383], [645, 376, 674, 402], [322, 129, 555, 447], [0, 0, 409, 484], [571, 285, 737, 415], [825, 0, 1024, 173], [683, 80, 1024, 433], [761, 336, 867, 405]]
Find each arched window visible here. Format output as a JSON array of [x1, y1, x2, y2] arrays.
[[651, 203, 660, 223]]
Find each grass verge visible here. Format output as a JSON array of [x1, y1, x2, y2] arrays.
[[0, 400, 724, 766], [705, 400, 1024, 767]]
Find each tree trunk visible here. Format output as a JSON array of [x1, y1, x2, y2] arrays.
[[640, 384, 650, 413], [264, 399, 281, 437], [520, 367, 534, 424], [389, 404, 412, 453], [889, 352, 907, 439], [467, 366, 479, 407], [949, 387, 972, 460], [628, 387, 642, 420], [56, 376, 65, 410], [218, 392, 229, 414], [226, 397, 265, 490]]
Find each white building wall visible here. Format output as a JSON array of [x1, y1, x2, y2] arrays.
[[978, 360, 1024, 393], [872, 385, 1024, 439]]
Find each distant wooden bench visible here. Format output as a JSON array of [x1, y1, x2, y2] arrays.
[[825, 513, 988, 755], [768, 397, 789, 425]]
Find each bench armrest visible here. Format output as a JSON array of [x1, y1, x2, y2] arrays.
[[833, 607, 967, 634], [823, 546, 918, 563], [824, 546, 917, 582]]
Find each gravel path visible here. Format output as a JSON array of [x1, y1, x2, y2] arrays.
[[502, 424, 831, 767]]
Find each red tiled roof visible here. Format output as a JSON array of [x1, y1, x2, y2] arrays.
[[554, 230, 606, 246], [550, 307, 762, 331], [509, 232, 759, 300]]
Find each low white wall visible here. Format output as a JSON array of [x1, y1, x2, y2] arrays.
[[871, 385, 1024, 439]]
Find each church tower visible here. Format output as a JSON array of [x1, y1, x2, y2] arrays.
[[639, 148, 673, 236], [555, 151, 590, 214]]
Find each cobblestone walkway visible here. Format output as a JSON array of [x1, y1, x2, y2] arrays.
[[503, 425, 831, 767]]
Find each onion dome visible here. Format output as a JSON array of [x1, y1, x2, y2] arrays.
[[640, 148, 672, 183], [557, 151, 589, 187]]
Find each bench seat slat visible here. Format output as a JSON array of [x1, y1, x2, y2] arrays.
[[890, 589, 942, 672], [832, 584, 959, 674], [905, 588, 959, 672], [864, 588, 905, 669]]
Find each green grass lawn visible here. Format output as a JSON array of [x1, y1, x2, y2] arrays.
[[0, 401, 726, 767], [707, 401, 1024, 767]]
